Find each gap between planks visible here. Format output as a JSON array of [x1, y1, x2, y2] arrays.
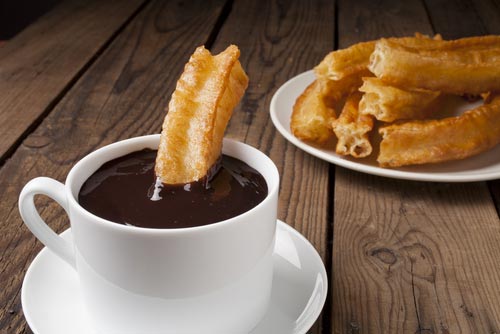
[[0, 0, 152, 167]]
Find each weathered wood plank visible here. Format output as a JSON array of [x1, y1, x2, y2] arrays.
[[422, 0, 500, 38], [0, 1, 228, 333], [422, 0, 500, 226], [0, 0, 147, 164], [334, 174, 500, 333], [332, 0, 500, 333], [211, 0, 334, 332]]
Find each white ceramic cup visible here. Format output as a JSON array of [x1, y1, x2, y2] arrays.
[[19, 135, 279, 334]]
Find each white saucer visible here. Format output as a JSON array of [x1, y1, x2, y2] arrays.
[[22, 220, 328, 334]]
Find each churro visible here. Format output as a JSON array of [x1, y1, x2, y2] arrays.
[[378, 95, 500, 167], [155, 45, 248, 184]]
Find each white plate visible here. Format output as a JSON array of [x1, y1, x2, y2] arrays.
[[22, 220, 328, 334], [270, 70, 500, 182]]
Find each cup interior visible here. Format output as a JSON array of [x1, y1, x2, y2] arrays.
[[66, 135, 279, 230]]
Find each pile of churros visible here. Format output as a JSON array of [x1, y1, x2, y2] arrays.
[[291, 34, 500, 167]]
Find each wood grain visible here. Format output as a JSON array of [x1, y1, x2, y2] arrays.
[[334, 174, 500, 333], [0, 0, 147, 164], [422, 0, 500, 218], [212, 0, 334, 332], [331, 0, 500, 333], [422, 0, 500, 38], [0, 1, 228, 332], [3, 1, 500, 334]]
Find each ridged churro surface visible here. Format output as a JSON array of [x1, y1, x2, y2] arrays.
[[155, 45, 248, 184]]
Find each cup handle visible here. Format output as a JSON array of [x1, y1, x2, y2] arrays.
[[19, 177, 76, 269]]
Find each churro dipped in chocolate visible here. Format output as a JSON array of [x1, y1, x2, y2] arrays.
[[155, 45, 248, 185]]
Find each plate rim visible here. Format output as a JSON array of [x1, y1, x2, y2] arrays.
[[270, 70, 500, 182]]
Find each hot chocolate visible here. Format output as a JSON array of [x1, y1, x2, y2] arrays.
[[78, 149, 268, 229]]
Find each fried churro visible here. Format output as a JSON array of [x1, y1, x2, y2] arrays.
[[155, 45, 248, 184], [332, 92, 374, 158], [290, 80, 336, 144], [359, 77, 440, 122], [314, 33, 442, 81], [369, 36, 500, 95], [378, 95, 500, 167]]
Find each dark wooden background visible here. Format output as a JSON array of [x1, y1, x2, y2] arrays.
[[1, 0, 499, 333]]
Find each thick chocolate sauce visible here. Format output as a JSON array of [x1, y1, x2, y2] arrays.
[[78, 149, 268, 229]]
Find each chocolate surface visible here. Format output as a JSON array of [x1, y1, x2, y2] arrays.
[[78, 149, 267, 229]]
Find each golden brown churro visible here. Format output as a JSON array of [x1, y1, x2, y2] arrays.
[[378, 95, 500, 167], [290, 70, 371, 145], [369, 36, 500, 95], [332, 92, 374, 158], [155, 45, 248, 184], [314, 41, 376, 81], [314, 34, 442, 81], [290, 80, 336, 144], [359, 77, 440, 122]]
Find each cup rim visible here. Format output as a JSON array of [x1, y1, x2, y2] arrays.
[[65, 135, 279, 234]]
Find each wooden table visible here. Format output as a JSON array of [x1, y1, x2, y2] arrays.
[[1, 0, 500, 333]]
